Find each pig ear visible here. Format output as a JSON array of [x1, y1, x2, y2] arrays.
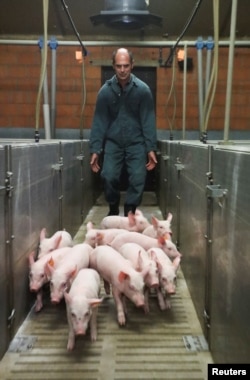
[[89, 298, 103, 308], [148, 249, 156, 261], [53, 234, 62, 250], [152, 251, 163, 271], [128, 212, 136, 226], [172, 256, 181, 272], [118, 271, 130, 282], [44, 258, 54, 277], [69, 265, 78, 280], [167, 212, 173, 223], [48, 257, 55, 268], [40, 228, 47, 241], [135, 209, 143, 216], [87, 221, 93, 231], [64, 291, 71, 303], [135, 250, 143, 271], [28, 251, 36, 266], [151, 215, 158, 228], [96, 232, 104, 245]]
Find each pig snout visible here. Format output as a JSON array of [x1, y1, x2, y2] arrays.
[[132, 294, 145, 308], [51, 298, 60, 304], [50, 291, 63, 304], [165, 285, 176, 295], [30, 285, 38, 292], [75, 328, 86, 336], [150, 281, 159, 288]]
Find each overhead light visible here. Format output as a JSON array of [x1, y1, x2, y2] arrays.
[[90, 0, 162, 30]]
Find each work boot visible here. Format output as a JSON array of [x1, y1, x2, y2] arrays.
[[124, 204, 136, 216], [107, 203, 119, 216]]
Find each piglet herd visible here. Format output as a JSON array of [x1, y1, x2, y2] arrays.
[[28, 212, 181, 351]]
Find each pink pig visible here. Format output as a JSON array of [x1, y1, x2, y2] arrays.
[[118, 242, 159, 313], [45, 243, 92, 304], [142, 213, 173, 239], [89, 245, 145, 326], [38, 228, 73, 259], [100, 209, 150, 232], [110, 231, 181, 260], [147, 247, 181, 310], [64, 268, 103, 350], [28, 247, 71, 312], [84, 221, 127, 247]]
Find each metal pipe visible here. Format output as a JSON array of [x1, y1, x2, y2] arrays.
[[196, 37, 205, 133], [50, 38, 58, 139], [0, 39, 250, 47], [39, 40, 51, 140], [182, 43, 188, 140], [223, 0, 238, 143], [205, 37, 214, 94]]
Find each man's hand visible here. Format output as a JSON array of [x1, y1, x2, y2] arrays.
[[90, 153, 100, 173], [146, 151, 158, 171]]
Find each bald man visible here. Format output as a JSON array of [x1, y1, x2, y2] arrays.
[[90, 48, 157, 216]]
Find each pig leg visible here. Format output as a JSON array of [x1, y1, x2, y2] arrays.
[[90, 308, 98, 342], [66, 315, 76, 351], [143, 287, 150, 314], [112, 286, 126, 326], [164, 294, 172, 310], [156, 288, 168, 311], [103, 279, 111, 295], [35, 290, 43, 312], [156, 288, 171, 310]]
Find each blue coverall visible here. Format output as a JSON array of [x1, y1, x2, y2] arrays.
[[90, 73, 157, 210]]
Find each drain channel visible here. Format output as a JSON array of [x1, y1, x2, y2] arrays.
[[183, 335, 209, 352], [8, 335, 37, 353]]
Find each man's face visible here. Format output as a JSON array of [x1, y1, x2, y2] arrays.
[[113, 50, 133, 85]]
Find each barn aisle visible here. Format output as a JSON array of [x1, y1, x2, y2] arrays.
[[0, 192, 213, 380]]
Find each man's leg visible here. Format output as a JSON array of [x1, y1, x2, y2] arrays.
[[124, 144, 147, 216], [101, 149, 124, 215]]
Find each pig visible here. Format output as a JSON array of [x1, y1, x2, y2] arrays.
[[142, 213, 173, 239], [110, 231, 181, 260], [147, 247, 181, 310], [45, 243, 93, 304], [64, 268, 103, 350], [28, 247, 72, 312], [89, 245, 146, 326], [100, 209, 150, 232], [84, 221, 127, 247], [118, 242, 160, 313], [38, 228, 73, 259]]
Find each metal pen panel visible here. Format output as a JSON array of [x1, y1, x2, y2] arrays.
[[80, 141, 97, 218], [61, 141, 84, 234], [10, 142, 61, 336], [167, 141, 181, 243], [177, 143, 210, 338], [209, 146, 250, 363], [156, 140, 170, 219], [0, 146, 9, 359]]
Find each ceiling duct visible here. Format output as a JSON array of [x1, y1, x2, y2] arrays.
[[90, 0, 162, 30]]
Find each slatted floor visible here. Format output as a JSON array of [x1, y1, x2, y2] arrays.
[[0, 192, 213, 380]]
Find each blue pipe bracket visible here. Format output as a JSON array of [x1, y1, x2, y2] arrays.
[[196, 36, 205, 50], [206, 36, 214, 50], [49, 37, 58, 50]]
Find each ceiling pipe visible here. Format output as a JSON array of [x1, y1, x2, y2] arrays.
[[223, 0, 238, 143], [0, 39, 250, 47]]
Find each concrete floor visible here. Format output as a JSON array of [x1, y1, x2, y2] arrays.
[[0, 192, 213, 380]]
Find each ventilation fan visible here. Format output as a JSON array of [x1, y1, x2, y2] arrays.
[[90, 0, 162, 30]]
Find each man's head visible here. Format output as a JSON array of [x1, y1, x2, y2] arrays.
[[112, 48, 134, 86]]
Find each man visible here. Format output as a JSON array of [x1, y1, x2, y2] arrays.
[[89, 48, 157, 216]]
